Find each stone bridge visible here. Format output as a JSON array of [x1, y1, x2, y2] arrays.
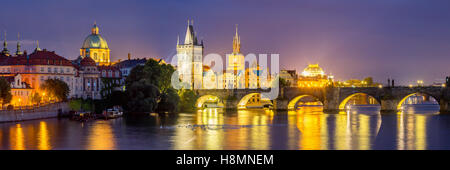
[[196, 86, 450, 113]]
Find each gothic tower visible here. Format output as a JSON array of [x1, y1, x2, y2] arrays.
[[176, 20, 204, 89]]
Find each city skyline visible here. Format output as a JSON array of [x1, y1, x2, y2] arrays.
[[1, 0, 450, 85]]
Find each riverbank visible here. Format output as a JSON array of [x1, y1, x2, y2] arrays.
[[0, 102, 70, 123]]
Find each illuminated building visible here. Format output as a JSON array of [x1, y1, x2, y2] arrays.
[[72, 56, 101, 99], [80, 22, 111, 65], [297, 64, 332, 88], [176, 20, 204, 89], [279, 69, 298, 87], [0, 74, 33, 106], [0, 43, 78, 103]]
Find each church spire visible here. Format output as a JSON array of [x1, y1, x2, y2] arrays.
[[34, 40, 41, 52], [1, 31, 10, 56], [184, 19, 194, 44], [15, 32, 22, 55], [233, 24, 241, 54]]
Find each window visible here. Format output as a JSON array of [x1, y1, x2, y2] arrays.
[[94, 53, 97, 60], [48, 67, 51, 73]]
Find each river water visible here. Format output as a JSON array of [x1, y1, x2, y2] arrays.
[[1, 105, 450, 150]]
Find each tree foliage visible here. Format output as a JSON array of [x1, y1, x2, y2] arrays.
[[40, 79, 70, 101], [178, 89, 198, 112], [31, 93, 41, 104], [126, 80, 160, 113], [124, 59, 179, 113], [0, 78, 12, 105], [157, 87, 180, 113]]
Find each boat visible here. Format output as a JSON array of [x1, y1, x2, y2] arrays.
[[102, 106, 123, 119], [70, 111, 96, 122]]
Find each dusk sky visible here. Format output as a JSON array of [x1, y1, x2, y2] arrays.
[[1, 0, 450, 85]]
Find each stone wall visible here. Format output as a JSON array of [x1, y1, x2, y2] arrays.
[[0, 102, 70, 123]]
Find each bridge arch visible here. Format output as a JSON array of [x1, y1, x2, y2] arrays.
[[288, 95, 323, 110], [396, 92, 439, 110], [238, 93, 273, 109], [195, 95, 223, 108], [339, 93, 381, 110]]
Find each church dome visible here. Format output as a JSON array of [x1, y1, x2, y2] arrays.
[[81, 23, 109, 49], [82, 35, 108, 49], [302, 64, 325, 77]]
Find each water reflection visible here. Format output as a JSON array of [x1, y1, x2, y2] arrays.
[[395, 106, 438, 150], [38, 121, 51, 150], [0, 105, 447, 150], [10, 124, 25, 150], [87, 121, 116, 150], [291, 107, 381, 150]]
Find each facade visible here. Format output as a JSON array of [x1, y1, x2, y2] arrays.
[[0, 45, 78, 100], [0, 74, 32, 106], [80, 23, 111, 65], [72, 56, 102, 99], [98, 65, 122, 97], [115, 53, 147, 79], [280, 69, 298, 87], [176, 20, 204, 89]]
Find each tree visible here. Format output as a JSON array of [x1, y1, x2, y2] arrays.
[[178, 89, 198, 112], [31, 93, 41, 105], [125, 59, 179, 113], [126, 80, 160, 113], [0, 78, 12, 107], [40, 79, 70, 102], [279, 77, 290, 88], [157, 87, 179, 113]]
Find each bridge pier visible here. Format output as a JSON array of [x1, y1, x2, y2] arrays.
[[439, 99, 450, 114], [223, 99, 239, 110], [273, 99, 288, 110], [380, 99, 400, 113]]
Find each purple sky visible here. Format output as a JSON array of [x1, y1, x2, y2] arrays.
[[1, 0, 450, 85]]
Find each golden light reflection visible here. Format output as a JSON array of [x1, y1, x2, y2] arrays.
[[87, 122, 116, 150], [38, 121, 51, 150], [295, 108, 324, 150], [294, 107, 379, 150], [10, 124, 25, 150], [397, 112, 428, 150]]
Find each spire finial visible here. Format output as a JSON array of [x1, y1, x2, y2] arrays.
[[34, 40, 41, 52], [92, 21, 99, 34], [2, 30, 9, 56], [187, 19, 190, 26], [177, 35, 179, 45], [16, 32, 22, 55], [233, 24, 241, 54], [3, 30, 7, 48], [191, 19, 194, 25]]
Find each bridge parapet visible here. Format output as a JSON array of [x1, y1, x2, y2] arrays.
[[194, 86, 450, 113]]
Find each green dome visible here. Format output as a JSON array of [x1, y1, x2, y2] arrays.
[[82, 34, 109, 49]]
